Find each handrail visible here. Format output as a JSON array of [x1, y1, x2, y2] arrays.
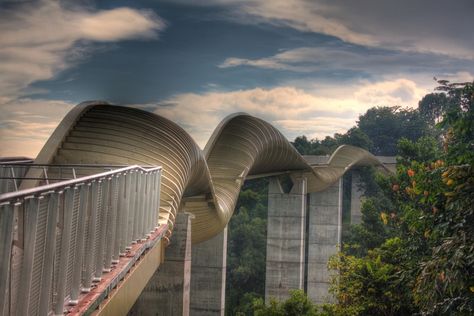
[[0, 160, 34, 164], [0, 163, 158, 168], [0, 164, 162, 315], [0, 165, 161, 203]]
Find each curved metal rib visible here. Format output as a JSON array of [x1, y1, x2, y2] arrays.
[[25, 102, 387, 244]]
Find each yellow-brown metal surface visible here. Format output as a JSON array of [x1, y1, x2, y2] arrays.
[[27, 102, 387, 244]]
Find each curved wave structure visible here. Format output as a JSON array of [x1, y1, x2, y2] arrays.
[[26, 102, 387, 244]]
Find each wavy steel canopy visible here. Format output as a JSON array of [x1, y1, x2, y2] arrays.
[[26, 102, 387, 244]]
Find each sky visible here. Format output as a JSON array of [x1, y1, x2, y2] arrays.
[[1, 0, 473, 158]]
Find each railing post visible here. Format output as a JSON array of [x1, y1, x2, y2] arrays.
[[0, 203, 15, 316], [9, 167, 18, 191], [53, 187, 75, 316], [128, 172, 137, 246], [121, 172, 132, 253], [94, 179, 109, 281], [153, 170, 161, 230], [16, 196, 41, 316], [140, 172, 148, 240], [42, 167, 50, 185], [132, 171, 142, 243], [104, 176, 118, 272], [145, 172, 153, 235], [38, 192, 59, 315], [70, 184, 89, 305], [82, 181, 99, 292], [113, 174, 125, 261]]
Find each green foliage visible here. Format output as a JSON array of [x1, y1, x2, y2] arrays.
[[418, 92, 448, 125], [357, 106, 431, 155], [330, 81, 474, 315], [327, 237, 417, 316], [226, 179, 269, 315], [413, 81, 474, 314], [252, 290, 319, 316], [292, 105, 431, 157]]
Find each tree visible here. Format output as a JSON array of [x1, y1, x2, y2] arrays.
[[418, 92, 448, 125], [357, 106, 430, 155], [328, 81, 474, 315], [226, 179, 269, 315], [252, 290, 319, 316], [413, 81, 474, 314], [327, 237, 417, 316], [336, 127, 373, 151]]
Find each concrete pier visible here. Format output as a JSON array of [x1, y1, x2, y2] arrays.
[[190, 228, 227, 316], [306, 180, 342, 304], [129, 212, 193, 316], [350, 171, 364, 224], [265, 176, 307, 302]]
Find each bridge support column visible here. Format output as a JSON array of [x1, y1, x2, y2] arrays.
[[350, 171, 364, 224], [306, 179, 342, 304], [129, 212, 193, 316], [190, 227, 227, 316], [265, 176, 307, 303]]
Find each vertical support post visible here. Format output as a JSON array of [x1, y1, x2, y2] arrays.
[[70, 184, 89, 304], [129, 172, 138, 244], [54, 187, 75, 315], [130, 212, 193, 316], [9, 167, 17, 191], [350, 171, 364, 224], [0, 203, 15, 316], [140, 173, 148, 240], [152, 170, 161, 230], [38, 193, 59, 315], [83, 182, 99, 292], [190, 227, 227, 316], [306, 179, 343, 304], [16, 197, 41, 316], [113, 174, 125, 261], [94, 179, 109, 279], [265, 176, 307, 303], [121, 172, 132, 253], [145, 173, 153, 235], [104, 176, 118, 272]]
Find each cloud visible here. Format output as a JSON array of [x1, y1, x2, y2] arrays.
[[219, 46, 474, 77], [178, 0, 474, 59], [0, 0, 165, 103], [0, 99, 74, 157], [148, 78, 429, 147], [0, 1, 165, 158], [1, 78, 430, 158]]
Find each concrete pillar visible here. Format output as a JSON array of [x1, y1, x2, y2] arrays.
[[265, 176, 307, 303], [190, 227, 227, 316], [306, 179, 342, 304], [350, 171, 364, 224], [129, 212, 192, 316]]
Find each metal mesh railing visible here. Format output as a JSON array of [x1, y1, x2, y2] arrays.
[[0, 163, 145, 194], [0, 165, 162, 316]]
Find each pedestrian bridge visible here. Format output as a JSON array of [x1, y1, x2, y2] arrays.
[[0, 102, 391, 315]]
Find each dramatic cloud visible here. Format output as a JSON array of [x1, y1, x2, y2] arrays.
[[0, 0, 165, 157], [0, 79, 430, 158], [150, 79, 429, 147], [0, 0, 165, 103], [220, 46, 474, 79], [182, 0, 474, 59]]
